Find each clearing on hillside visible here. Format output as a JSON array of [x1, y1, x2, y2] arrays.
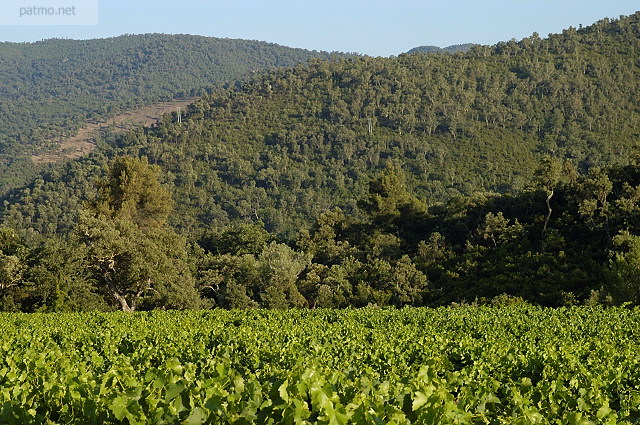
[[31, 98, 196, 164]]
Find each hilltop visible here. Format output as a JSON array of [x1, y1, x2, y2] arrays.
[[405, 43, 477, 54]]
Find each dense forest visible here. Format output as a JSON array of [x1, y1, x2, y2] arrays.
[[0, 34, 348, 191], [3, 154, 640, 311], [0, 13, 640, 311]]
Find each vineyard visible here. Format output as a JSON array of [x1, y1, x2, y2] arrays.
[[1, 307, 639, 424]]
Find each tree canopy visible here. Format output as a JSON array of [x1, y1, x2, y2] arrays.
[[77, 157, 202, 311], [2, 13, 640, 311], [0, 34, 350, 193]]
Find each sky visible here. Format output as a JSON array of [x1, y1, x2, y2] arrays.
[[0, 0, 638, 57]]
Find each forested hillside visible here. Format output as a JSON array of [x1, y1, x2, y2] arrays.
[[0, 34, 347, 190], [1, 13, 640, 311], [4, 154, 640, 310], [4, 13, 639, 238]]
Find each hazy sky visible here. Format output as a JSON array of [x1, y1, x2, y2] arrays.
[[0, 0, 638, 56]]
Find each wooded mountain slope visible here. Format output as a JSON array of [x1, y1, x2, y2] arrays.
[[3, 13, 638, 240], [2, 14, 640, 310], [0, 34, 347, 190]]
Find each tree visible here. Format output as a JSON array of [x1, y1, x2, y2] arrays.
[[94, 156, 173, 229], [196, 252, 261, 309], [297, 208, 357, 265], [0, 227, 28, 311], [480, 212, 524, 247], [24, 237, 107, 312], [417, 232, 451, 266], [358, 165, 427, 233], [79, 157, 202, 311], [577, 167, 613, 231], [609, 231, 640, 304], [389, 255, 428, 307], [533, 156, 563, 233], [258, 242, 309, 309], [199, 222, 271, 256]]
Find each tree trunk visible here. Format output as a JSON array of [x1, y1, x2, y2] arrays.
[[543, 189, 554, 233], [105, 276, 134, 312]]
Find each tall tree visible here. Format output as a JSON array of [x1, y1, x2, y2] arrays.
[[358, 164, 427, 235], [79, 157, 202, 311]]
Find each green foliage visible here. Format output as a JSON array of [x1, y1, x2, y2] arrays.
[[480, 212, 524, 247], [24, 237, 106, 312], [1, 307, 639, 423], [0, 227, 28, 310], [0, 34, 345, 148], [2, 14, 640, 309], [79, 157, 201, 311], [257, 242, 310, 309], [406, 44, 477, 54], [358, 165, 427, 234], [94, 156, 172, 228], [4, 13, 640, 240], [0, 34, 348, 192], [610, 231, 640, 303], [199, 222, 272, 256]]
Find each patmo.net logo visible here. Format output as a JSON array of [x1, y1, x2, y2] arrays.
[[0, 0, 98, 25], [20, 5, 78, 18]]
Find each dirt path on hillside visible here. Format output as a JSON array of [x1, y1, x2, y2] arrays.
[[31, 98, 197, 164]]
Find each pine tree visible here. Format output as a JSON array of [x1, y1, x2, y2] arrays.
[[79, 157, 202, 311]]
